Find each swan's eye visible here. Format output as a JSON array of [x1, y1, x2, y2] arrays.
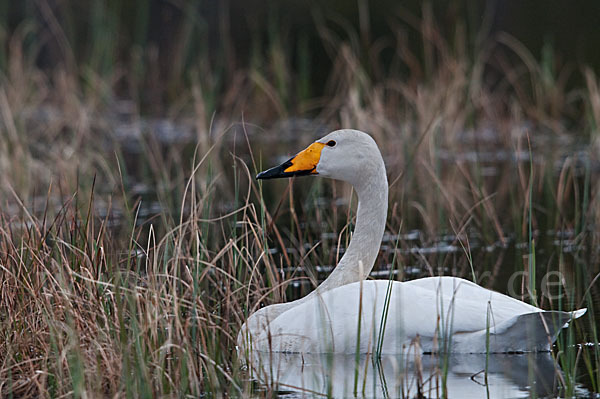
[[326, 140, 336, 147]]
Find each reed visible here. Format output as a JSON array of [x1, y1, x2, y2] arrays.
[[1, 2, 600, 397]]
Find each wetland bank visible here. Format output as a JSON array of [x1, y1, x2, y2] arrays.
[[1, 1, 600, 397]]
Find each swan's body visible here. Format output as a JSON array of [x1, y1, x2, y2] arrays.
[[257, 277, 584, 353], [239, 129, 585, 354]]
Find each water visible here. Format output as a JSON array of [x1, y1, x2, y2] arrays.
[[250, 350, 587, 398]]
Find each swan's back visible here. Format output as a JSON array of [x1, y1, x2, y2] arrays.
[[404, 276, 540, 321], [255, 277, 583, 354]]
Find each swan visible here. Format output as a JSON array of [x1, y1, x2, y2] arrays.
[[239, 129, 586, 354]]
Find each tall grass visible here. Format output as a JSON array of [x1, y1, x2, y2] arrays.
[[0, 152, 297, 396], [1, 2, 600, 397]]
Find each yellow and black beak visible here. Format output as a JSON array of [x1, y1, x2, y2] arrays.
[[257, 142, 326, 179]]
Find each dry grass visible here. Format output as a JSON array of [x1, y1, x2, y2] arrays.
[[1, 5, 600, 397], [0, 157, 294, 396]]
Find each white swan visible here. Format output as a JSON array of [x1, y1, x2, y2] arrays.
[[239, 129, 586, 354]]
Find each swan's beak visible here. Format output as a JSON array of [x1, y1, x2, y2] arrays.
[[257, 142, 326, 179]]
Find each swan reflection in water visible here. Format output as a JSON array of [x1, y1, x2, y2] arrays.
[[249, 350, 563, 398]]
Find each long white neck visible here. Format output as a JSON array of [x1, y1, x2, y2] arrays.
[[311, 169, 388, 294], [239, 147, 388, 344]]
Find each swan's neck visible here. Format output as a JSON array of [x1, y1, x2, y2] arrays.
[[314, 169, 388, 294], [241, 159, 388, 337]]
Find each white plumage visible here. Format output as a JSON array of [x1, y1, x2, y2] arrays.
[[239, 129, 585, 354]]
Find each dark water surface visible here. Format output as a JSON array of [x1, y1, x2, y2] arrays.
[[251, 351, 591, 398]]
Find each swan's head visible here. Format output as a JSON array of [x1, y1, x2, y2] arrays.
[[256, 129, 383, 186]]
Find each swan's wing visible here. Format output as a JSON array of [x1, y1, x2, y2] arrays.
[[255, 279, 539, 353], [403, 276, 541, 322], [255, 278, 582, 354], [381, 278, 544, 351], [452, 309, 587, 352]]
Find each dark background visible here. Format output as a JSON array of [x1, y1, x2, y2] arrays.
[[3, 0, 600, 113]]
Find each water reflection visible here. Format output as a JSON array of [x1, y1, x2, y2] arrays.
[[250, 351, 563, 398]]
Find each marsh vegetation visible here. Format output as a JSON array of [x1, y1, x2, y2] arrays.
[[1, 1, 600, 397]]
